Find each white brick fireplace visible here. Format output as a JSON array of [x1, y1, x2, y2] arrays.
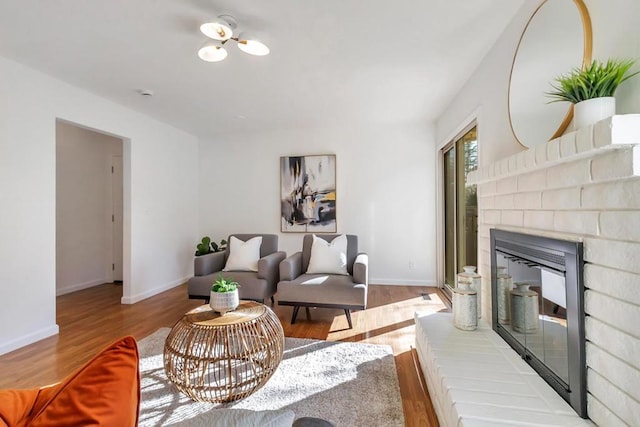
[[469, 114, 640, 425]]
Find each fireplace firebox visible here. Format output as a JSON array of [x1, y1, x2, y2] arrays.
[[490, 229, 586, 418]]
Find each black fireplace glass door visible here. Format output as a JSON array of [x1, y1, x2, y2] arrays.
[[538, 268, 569, 384], [491, 229, 586, 417], [497, 252, 569, 384]]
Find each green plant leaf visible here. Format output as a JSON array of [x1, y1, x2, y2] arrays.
[[195, 236, 213, 256], [211, 274, 239, 292], [546, 58, 639, 104]]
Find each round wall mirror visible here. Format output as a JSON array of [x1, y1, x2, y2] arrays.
[[508, 0, 592, 148]]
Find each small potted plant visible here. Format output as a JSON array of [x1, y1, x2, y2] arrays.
[[546, 58, 639, 129], [195, 236, 227, 256], [210, 275, 240, 314]]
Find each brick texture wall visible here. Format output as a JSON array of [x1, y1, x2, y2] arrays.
[[469, 115, 640, 426]]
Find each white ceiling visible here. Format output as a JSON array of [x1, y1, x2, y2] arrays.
[[0, 0, 523, 138]]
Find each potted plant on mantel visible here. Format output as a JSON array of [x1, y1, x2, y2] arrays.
[[546, 58, 639, 130], [210, 275, 240, 315]]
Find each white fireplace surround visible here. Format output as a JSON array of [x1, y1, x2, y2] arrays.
[[467, 114, 640, 426], [415, 115, 639, 426]]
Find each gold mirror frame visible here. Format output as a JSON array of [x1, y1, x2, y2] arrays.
[[508, 0, 592, 148]]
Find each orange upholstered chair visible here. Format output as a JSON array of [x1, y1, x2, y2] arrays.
[[0, 336, 140, 427]]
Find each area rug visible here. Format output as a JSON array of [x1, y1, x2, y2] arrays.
[[137, 328, 404, 426]]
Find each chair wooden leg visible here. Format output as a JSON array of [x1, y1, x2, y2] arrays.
[[291, 306, 300, 324], [305, 306, 311, 320], [344, 309, 353, 329]]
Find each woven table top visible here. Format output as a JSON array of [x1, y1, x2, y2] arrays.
[[184, 300, 268, 327]]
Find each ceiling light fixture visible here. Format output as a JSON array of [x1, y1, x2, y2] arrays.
[[198, 15, 269, 62]]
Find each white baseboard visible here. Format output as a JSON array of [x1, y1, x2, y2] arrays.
[[121, 276, 188, 304], [370, 278, 438, 286], [56, 278, 108, 296], [0, 324, 59, 356]]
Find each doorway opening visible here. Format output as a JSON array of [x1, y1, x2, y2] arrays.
[[55, 121, 124, 296], [441, 124, 478, 298]]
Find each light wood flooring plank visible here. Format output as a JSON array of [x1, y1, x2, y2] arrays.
[[0, 283, 448, 426]]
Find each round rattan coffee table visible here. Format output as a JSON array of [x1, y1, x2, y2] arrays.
[[163, 300, 284, 403]]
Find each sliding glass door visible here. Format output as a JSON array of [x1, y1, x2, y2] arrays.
[[442, 126, 478, 297]]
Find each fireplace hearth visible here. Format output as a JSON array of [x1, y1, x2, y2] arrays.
[[467, 116, 640, 424], [490, 229, 586, 417]]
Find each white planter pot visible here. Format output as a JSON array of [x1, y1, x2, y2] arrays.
[[573, 97, 615, 130], [210, 289, 239, 314]]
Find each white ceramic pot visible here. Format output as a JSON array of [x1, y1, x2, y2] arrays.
[[210, 289, 239, 314], [573, 96, 615, 130]]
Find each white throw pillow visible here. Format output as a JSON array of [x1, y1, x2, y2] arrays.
[[223, 236, 262, 272], [306, 234, 349, 275]]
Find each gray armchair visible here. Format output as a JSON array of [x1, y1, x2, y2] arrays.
[[277, 234, 368, 329], [188, 234, 286, 304]]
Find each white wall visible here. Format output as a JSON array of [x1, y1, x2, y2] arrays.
[[437, 0, 640, 165], [56, 122, 122, 295], [199, 123, 437, 285], [0, 56, 199, 355]]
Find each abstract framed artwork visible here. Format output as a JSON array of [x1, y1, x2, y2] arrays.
[[280, 154, 337, 233]]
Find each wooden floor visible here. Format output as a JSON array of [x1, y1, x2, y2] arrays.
[[0, 283, 450, 426]]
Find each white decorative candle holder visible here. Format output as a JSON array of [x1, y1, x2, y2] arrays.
[[458, 266, 481, 319], [510, 282, 539, 334], [453, 278, 478, 331], [496, 266, 512, 325]]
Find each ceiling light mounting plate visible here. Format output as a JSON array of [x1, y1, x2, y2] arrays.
[[217, 15, 237, 30]]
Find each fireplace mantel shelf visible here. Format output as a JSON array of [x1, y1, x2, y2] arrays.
[[469, 114, 640, 185]]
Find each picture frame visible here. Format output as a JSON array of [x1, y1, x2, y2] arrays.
[[280, 154, 337, 233]]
